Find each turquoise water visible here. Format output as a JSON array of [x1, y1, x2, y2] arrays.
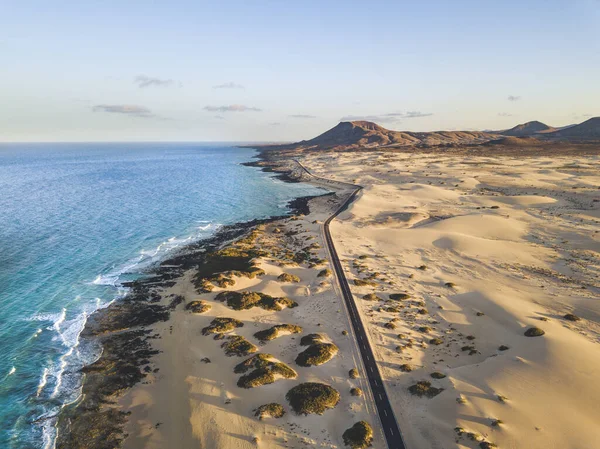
[[0, 143, 324, 448]]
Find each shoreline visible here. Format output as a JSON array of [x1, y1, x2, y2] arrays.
[[54, 150, 329, 448]]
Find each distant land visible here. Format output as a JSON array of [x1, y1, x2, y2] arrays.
[[254, 117, 600, 152]]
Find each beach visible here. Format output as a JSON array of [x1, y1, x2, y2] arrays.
[[56, 147, 600, 449]]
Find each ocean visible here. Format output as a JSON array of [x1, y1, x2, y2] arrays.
[[0, 142, 325, 448]]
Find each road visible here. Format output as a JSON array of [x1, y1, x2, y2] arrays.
[[294, 160, 407, 449]]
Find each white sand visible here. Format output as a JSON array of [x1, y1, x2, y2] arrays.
[[302, 150, 600, 449]]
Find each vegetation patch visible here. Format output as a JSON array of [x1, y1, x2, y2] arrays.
[[254, 324, 302, 342], [563, 313, 581, 322], [342, 421, 374, 449], [215, 290, 297, 311], [237, 356, 296, 388], [185, 300, 211, 314], [389, 293, 411, 300], [202, 317, 243, 335], [350, 387, 363, 396], [299, 333, 326, 346], [277, 272, 300, 283], [354, 279, 378, 287], [285, 382, 340, 415], [362, 293, 382, 301], [399, 364, 413, 372], [317, 269, 332, 277], [430, 371, 446, 379], [429, 338, 444, 345], [253, 403, 285, 420], [408, 381, 444, 398], [221, 335, 258, 357], [524, 327, 545, 337], [296, 342, 338, 367], [348, 368, 359, 379]]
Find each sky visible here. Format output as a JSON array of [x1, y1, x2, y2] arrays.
[[1, 0, 599, 142]]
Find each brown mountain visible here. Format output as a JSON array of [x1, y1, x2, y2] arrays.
[[550, 117, 600, 139], [500, 121, 555, 136], [278, 121, 496, 150]]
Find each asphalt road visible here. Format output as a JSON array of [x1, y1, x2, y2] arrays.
[[295, 160, 407, 449]]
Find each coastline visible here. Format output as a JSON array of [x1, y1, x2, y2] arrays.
[[54, 151, 351, 448]]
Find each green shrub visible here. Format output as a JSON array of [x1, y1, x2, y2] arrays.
[[429, 338, 444, 345], [350, 387, 363, 397], [202, 317, 243, 335], [384, 322, 397, 330], [234, 354, 274, 374], [399, 364, 413, 372], [215, 290, 297, 311], [296, 343, 338, 367], [253, 403, 285, 420], [277, 272, 301, 283], [254, 324, 303, 342], [389, 293, 411, 300], [342, 421, 373, 449], [418, 265, 427, 270], [498, 345, 510, 351], [317, 269, 332, 277], [362, 293, 381, 301], [285, 382, 340, 415], [299, 333, 325, 346], [221, 335, 258, 357], [430, 371, 446, 379], [444, 282, 456, 288], [354, 279, 377, 287], [185, 300, 211, 314], [348, 368, 359, 379], [563, 313, 581, 322], [524, 327, 545, 337], [237, 361, 296, 388], [408, 381, 443, 398], [479, 442, 497, 449], [418, 326, 432, 333]]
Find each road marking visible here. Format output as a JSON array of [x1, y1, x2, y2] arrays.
[[384, 409, 388, 417], [379, 394, 383, 400], [390, 428, 394, 436]]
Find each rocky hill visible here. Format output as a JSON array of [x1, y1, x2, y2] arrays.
[[550, 117, 600, 139], [500, 121, 555, 136]]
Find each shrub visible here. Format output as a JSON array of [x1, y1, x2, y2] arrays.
[[564, 313, 581, 322], [254, 403, 285, 420], [491, 419, 503, 427], [277, 272, 300, 283], [296, 343, 338, 367], [234, 353, 274, 374], [418, 326, 431, 333], [221, 335, 258, 357], [524, 327, 545, 337], [498, 345, 510, 351], [299, 333, 326, 346], [384, 322, 397, 330], [215, 290, 297, 311], [358, 255, 369, 260], [362, 293, 381, 301], [354, 279, 377, 287], [350, 387, 363, 397], [408, 381, 444, 398], [348, 368, 359, 379], [317, 269, 332, 277], [254, 324, 302, 342], [285, 382, 340, 415], [417, 308, 428, 315], [444, 282, 456, 288], [342, 421, 374, 449], [429, 338, 444, 345], [418, 265, 427, 270], [389, 293, 411, 300], [399, 364, 413, 372], [185, 300, 211, 314], [479, 442, 497, 449], [430, 371, 446, 379], [202, 317, 243, 335], [237, 362, 296, 388]]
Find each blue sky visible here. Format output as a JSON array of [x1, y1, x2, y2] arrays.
[[1, 0, 599, 141]]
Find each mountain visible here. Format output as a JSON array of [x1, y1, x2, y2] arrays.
[[551, 117, 600, 139], [280, 121, 496, 150], [500, 121, 555, 136]]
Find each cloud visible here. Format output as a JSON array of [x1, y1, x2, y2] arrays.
[[507, 95, 521, 101], [289, 114, 316, 119], [498, 112, 513, 117], [340, 111, 433, 123], [134, 75, 178, 88], [213, 82, 244, 89], [203, 104, 262, 112], [92, 104, 155, 118]]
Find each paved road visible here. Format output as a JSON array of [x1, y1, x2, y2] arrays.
[[294, 160, 407, 449]]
